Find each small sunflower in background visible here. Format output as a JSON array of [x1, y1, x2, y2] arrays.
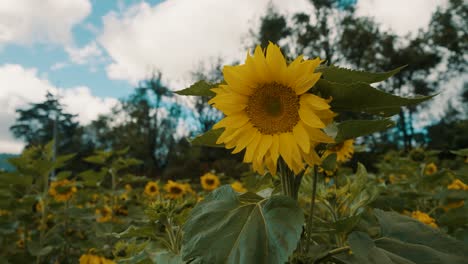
[[447, 179, 468, 190], [48, 179, 77, 202], [124, 184, 133, 192], [95, 206, 113, 223], [410, 210, 437, 228], [424, 163, 438, 175], [200, 173, 221, 191], [144, 181, 160, 197], [230, 181, 247, 193], [79, 253, 115, 264], [164, 180, 186, 199], [323, 139, 354, 163]]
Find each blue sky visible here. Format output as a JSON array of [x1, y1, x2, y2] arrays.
[[0, 0, 453, 153]]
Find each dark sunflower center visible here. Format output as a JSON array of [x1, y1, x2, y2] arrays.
[[149, 186, 157, 192], [170, 187, 182, 194], [246, 82, 300, 134], [206, 179, 215, 185]]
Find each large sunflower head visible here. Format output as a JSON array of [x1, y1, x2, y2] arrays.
[[200, 173, 221, 191], [323, 139, 354, 163], [209, 43, 335, 175], [144, 181, 160, 197], [48, 179, 77, 202], [164, 180, 186, 199]]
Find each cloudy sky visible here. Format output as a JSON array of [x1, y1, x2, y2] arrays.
[[0, 0, 452, 153]]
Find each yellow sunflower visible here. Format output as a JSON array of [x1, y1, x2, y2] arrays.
[[164, 180, 186, 199], [200, 173, 221, 191], [441, 200, 464, 212], [95, 206, 113, 223], [230, 181, 247, 193], [79, 254, 115, 264], [323, 139, 354, 163], [144, 181, 160, 197], [447, 179, 468, 190], [209, 43, 335, 175], [424, 163, 437, 175], [48, 179, 77, 202], [410, 211, 437, 228]]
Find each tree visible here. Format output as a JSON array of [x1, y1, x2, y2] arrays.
[[86, 74, 183, 177], [10, 92, 84, 155]]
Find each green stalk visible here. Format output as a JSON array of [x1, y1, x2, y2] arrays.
[[305, 165, 319, 252]]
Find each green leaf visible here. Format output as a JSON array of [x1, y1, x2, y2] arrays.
[[190, 128, 224, 148], [318, 65, 406, 84], [113, 225, 156, 239], [348, 232, 394, 264], [174, 80, 219, 97], [0, 173, 32, 186], [151, 250, 184, 264], [78, 169, 106, 187], [374, 209, 468, 263], [321, 153, 337, 171], [27, 241, 54, 256], [450, 148, 468, 157], [182, 186, 304, 264], [335, 119, 395, 142], [316, 80, 435, 116], [55, 171, 72, 180]]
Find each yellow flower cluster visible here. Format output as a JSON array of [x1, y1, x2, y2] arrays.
[[95, 206, 113, 223], [230, 181, 247, 193], [324, 139, 354, 163], [200, 173, 221, 191], [447, 179, 468, 190], [79, 254, 115, 264], [48, 179, 77, 202], [411, 211, 437, 228], [144, 181, 160, 197], [164, 180, 188, 199], [424, 163, 437, 175]]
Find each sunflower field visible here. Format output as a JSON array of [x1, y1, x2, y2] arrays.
[[0, 40, 467, 264]]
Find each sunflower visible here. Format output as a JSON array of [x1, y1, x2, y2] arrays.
[[95, 206, 113, 223], [447, 179, 468, 190], [164, 180, 186, 199], [323, 139, 354, 163], [424, 163, 437, 175], [410, 211, 437, 228], [441, 200, 464, 212], [209, 43, 335, 175], [79, 254, 115, 264], [144, 181, 160, 197], [124, 184, 133, 192], [200, 173, 221, 191], [230, 181, 247, 193], [48, 179, 77, 202]]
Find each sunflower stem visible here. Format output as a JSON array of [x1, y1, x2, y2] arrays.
[[305, 165, 319, 252], [278, 160, 299, 200]]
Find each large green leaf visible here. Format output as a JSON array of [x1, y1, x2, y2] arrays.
[[182, 186, 304, 264], [174, 80, 219, 97], [336, 210, 468, 264], [335, 119, 395, 142], [190, 128, 224, 148], [316, 80, 435, 116], [318, 65, 405, 84]]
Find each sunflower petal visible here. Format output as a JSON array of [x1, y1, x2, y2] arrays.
[[299, 107, 326, 128]]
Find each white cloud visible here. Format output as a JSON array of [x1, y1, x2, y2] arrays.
[[356, 0, 448, 36], [0, 0, 91, 46], [65, 41, 103, 65], [99, 0, 311, 86], [0, 64, 118, 153]]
